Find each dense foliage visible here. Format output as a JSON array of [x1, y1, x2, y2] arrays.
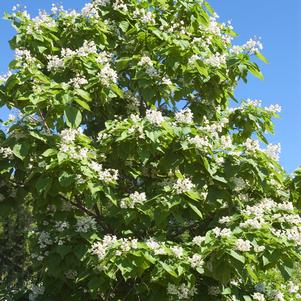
[[0, 0, 301, 300]]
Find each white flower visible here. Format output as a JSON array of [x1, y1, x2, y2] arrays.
[[133, 8, 155, 24], [167, 283, 197, 300], [265, 104, 281, 113], [55, 221, 69, 232], [254, 245, 265, 253], [175, 108, 193, 123], [81, 3, 99, 19], [162, 76, 172, 86], [235, 239, 252, 252], [68, 75, 88, 88], [60, 128, 80, 144], [99, 64, 118, 87], [75, 216, 97, 233], [243, 138, 260, 152], [38, 231, 52, 249], [192, 236, 206, 246], [146, 239, 166, 255], [204, 52, 226, 68], [212, 227, 232, 238], [188, 254, 204, 269], [208, 286, 220, 296], [29, 283, 45, 301], [173, 178, 195, 194], [170, 246, 184, 258], [94, 0, 110, 6], [91, 235, 118, 260], [145, 109, 164, 125], [265, 143, 281, 161], [244, 99, 262, 107], [138, 56, 153, 66], [121, 191, 146, 208], [188, 135, 210, 149], [252, 292, 265, 301], [0, 147, 14, 159], [47, 55, 64, 70], [219, 216, 232, 224]]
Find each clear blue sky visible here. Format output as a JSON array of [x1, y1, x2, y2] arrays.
[[0, 1, 300, 173]]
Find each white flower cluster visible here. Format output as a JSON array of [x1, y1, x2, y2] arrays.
[[75, 216, 97, 233], [252, 292, 265, 301], [93, 0, 110, 6], [208, 286, 220, 296], [231, 38, 263, 55], [240, 218, 264, 230], [245, 98, 262, 107], [192, 235, 206, 246], [265, 104, 282, 113], [0, 147, 13, 158], [265, 143, 281, 161], [272, 226, 301, 246], [27, 10, 56, 35], [68, 75, 88, 88], [212, 227, 232, 238], [0, 71, 12, 83], [38, 231, 53, 249], [47, 40, 99, 71], [91, 235, 118, 260], [81, 3, 100, 19], [120, 191, 146, 209], [60, 128, 81, 144], [188, 135, 210, 149], [89, 161, 119, 183], [167, 283, 197, 300], [133, 8, 155, 24], [188, 254, 204, 269], [235, 238, 252, 252], [204, 52, 226, 68], [15, 48, 34, 64], [137, 56, 158, 77], [146, 239, 166, 255], [170, 246, 184, 258], [145, 109, 164, 125], [112, 0, 128, 12], [173, 177, 195, 194], [175, 108, 193, 123], [98, 64, 118, 87], [29, 283, 45, 301], [91, 235, 139, 260], [243, 138, 260, 152], [161, 76, 172, 86], [55, 221, 69, 232]]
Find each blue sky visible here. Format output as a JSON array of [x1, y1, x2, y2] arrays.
[[0, 1, 300, 173]]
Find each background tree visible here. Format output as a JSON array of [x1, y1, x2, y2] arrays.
[[0, 0, 301, 300]]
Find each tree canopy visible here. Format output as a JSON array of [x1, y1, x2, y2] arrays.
[[0, 0, 301, 300]]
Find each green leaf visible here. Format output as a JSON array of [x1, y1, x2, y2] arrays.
[[119, 20, 129, 32], [75, 89, 92, 102], [159, 261, 178, 278], [74, 97, 91, 111], [228, 250, 245, 263], [56, 245, 72, 258], [59, 171, 74, 187], [42, 148, 57, 157], [248, 64, 264, 80], [187, 203, 203, 219], [64, 106, 82, 128], [255, 51, 269, 64], [35, 176, 52, 195], [13, 142, 29, 160]]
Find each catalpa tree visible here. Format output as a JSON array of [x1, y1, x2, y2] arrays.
[[0, 0, 301, 300]]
